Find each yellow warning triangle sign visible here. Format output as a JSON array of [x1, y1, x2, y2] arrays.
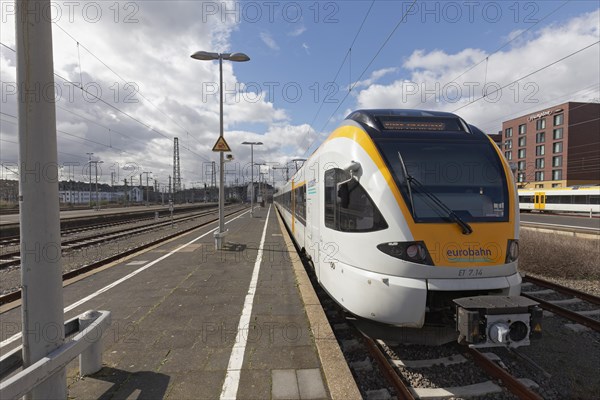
[[212, 136, 231, 152]]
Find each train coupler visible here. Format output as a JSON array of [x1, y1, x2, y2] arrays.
[[454, 296, 542, 348]]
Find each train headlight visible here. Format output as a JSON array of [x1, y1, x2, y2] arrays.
[[377, 241, 433, 265], [508, 321, 529, 342], [505, 240, 519, 263]]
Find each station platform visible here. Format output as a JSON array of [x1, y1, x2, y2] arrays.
[[0, 205, 360, 399]]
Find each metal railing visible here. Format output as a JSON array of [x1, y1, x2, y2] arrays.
[[0, 310, 111, 399]]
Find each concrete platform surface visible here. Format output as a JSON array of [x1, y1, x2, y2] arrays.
[[1, 205, 360, 399]]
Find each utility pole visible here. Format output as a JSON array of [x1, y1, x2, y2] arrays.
[[143, 171, 152, 206], [86, 152, 93, 207], [173, 137, 181, 204], [90, 160, 103, 210], [273, 166, 289, 183], [16, 1, 66, 396]]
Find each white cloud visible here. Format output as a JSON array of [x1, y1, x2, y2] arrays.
[[356, 10, 600, 134], [259, 31, 280, 51], [288, 25, 306, 37], [0, 1, 293, 186], [302, 43, 310, 55], [353, 67, 399, 89]]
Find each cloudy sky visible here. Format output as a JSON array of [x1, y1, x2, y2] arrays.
[[1, 0, 599, 188]]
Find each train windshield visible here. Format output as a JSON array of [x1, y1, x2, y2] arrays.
[[378, 140, 510, 223]]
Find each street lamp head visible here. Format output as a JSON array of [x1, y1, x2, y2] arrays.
[[242, 141, 263, 146], [191, 51, 219, 60], [227, 52, 250, 62]]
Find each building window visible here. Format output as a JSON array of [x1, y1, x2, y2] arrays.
[[517, 161, 526, 171], [518, 136, 526, 147], [554, 114, 563, 126], [536, 118, 546, 130], [552, 183, 562, 188], [504, 139, 512, 149], [535, 145, 545, 156], [505, 127, 513, 138], [535, 171, 544, 181], [518, 149, 526, 159], [536, 132, 545, 143], [535, 158, 545, 169], [552, 170, 562, 180], [553, 128, 563, 140], [535, 184, 544, 189], [518, 124, 526, 135], [504, 151, 512, 160], [552, 156, 562, 167], [553, 142, 563, 154], [517, 173, 525, 183]]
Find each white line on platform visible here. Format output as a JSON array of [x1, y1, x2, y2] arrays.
[[0, 210, 250, 349], [220, 205, 271, 400]]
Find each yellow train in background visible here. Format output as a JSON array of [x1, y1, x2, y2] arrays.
[[518, 187, 600, 214]]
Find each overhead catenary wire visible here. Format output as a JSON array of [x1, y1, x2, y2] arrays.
[[476, 83, 600, 133], [298, 0, 376, 157], [302, 0, 417, 156], [1, 37, 212, 165], [410, 0, 573, 108], [451, 41, 600, 113], [52, 23, 206, 149]]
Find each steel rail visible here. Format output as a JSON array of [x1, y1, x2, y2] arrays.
[[0, 207, 229, 270], [521, 293, 600, 331], [523, 275, 600, 305], [360, 334, 415, 400], [466, 348, 543, 400]]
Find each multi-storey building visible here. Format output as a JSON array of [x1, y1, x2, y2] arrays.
[[501, 102, 600, 189]]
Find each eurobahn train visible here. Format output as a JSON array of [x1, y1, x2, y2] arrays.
[[275, 109, 541, 348], [518, 187, 600, 213]]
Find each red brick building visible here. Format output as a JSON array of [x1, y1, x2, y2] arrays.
[[501, 102, 600, 189]]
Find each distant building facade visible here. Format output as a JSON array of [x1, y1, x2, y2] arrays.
[[59, 187, 144, 204], [501, 102, 600, 189]]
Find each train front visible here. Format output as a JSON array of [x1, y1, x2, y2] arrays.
[[340, 110, 541, 348]]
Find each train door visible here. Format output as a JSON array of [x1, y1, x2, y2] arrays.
[[534, 191, 546, 210], [305, 158, 321, 281]]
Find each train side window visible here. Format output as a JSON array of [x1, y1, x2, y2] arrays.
[[294, 185, 306, 223], [324, 168, 388, 232]]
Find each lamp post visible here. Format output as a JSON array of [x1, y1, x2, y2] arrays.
[[86, 152, 93, 207], [242, 141, 263, 217], [192, 51, 250, 249]]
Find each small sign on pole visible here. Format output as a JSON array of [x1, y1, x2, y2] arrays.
[[212, 137, 231, 152]]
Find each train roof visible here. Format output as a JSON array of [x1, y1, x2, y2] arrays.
[[345, 109, 488, 140]]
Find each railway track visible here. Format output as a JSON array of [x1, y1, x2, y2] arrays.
[[0, 215, 158, 246], [0, 205, 247, 306], [364, 335, 543, 400], [321, 298, 546, 399], [0, 206, 233, 270], [0, 204, 221, 244], [521, 275, 600, 331], [275, 206, 600, 398]]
